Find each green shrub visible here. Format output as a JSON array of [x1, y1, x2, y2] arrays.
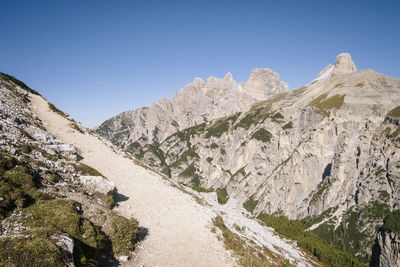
[[220, 148, 226, 155], [210, 143, 219, 149], [205, 120, 230, 138], [234, 108, 269, 130], [206, 157, 213, 163], [180, 163, 196, 178], [282, 122, 293, 130], [169, 147, 199, 169], [216, 187, 229, 205], [243, 195, 258, 213], [251, 128, 272, 143], [271, 112, 284, 122], [110, 215, 139, 255], [382, 210, 400, 233], [257, 213, 362, 267]]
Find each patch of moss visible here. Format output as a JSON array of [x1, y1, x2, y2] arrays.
[[73, 163, 103, 177], [20, 199, 110, 264], [0, 162, 47, 219], [216, 187, 229, 205], [0, 236, 66, 266], [251, 128, 272, 143]]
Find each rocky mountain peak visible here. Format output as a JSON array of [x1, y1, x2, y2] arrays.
[[244, 68, 289, 100], [224, 72, 233, 81], [193, 77, 205, 87], [334, 52, 357, 73]]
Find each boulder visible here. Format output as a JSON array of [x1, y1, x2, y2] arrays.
[[79, 175, 115, 195]]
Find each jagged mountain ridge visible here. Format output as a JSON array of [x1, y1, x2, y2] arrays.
[[116, 53, 400, 264], [96, 68, 289, 149]]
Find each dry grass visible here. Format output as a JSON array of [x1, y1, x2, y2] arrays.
[[213, 216, 273, 267], [307, 94, 345, 117], [388, 105, 400, 117]]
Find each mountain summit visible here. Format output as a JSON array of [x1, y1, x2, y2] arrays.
[[334, 52, 357, 73]]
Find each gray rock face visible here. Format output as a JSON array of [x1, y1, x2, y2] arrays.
[[244, 68, 289, 99], [376, 231, 400, 267], [334, 52, 357, 73], [120, 53, 400, 261], [96, 68, 289, 149], [51, 235, 75, 267]]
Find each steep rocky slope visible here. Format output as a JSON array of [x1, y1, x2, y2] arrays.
[[0, 73, 140, 266], [96, 68, 289, 149], [116, 53, 400, 264], [1, 72, 321, 267]]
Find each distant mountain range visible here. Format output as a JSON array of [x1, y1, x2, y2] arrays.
[[97, 53, 400, 266]]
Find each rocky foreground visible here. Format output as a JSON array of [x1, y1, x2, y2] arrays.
[[0, 73, 142, 266]]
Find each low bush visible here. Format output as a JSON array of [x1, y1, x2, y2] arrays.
[[110, 215, 139, 255]]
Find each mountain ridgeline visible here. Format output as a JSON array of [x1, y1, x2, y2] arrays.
[[97, 53, 400, 266]]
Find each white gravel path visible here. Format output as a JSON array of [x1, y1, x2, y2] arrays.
[[29, 94, 236, 267]]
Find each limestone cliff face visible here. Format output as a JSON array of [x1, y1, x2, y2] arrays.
[[95, 68, 289, 149], [120, 53, 400, 261], [372, 231, 400, 267], [243, 68, 289, 99]]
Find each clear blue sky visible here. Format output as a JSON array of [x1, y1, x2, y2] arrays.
[[1, 0, 399, 128]]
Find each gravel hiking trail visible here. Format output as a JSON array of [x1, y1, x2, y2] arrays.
[[30, 94, 235, 267]]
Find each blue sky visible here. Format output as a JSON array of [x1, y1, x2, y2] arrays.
[[1, 0, 399, 128]]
